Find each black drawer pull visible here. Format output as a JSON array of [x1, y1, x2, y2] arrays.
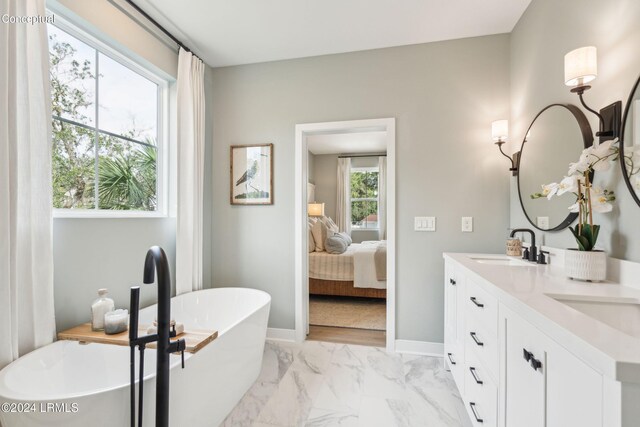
[[470, 332, 484, 346], [523, 348, 543, 371], [447, 352, 456, 365], [470, 296, 484, 308], [469, 366, 483, 384], [469, 402, 484, 423], [449, 278, 456, 286]]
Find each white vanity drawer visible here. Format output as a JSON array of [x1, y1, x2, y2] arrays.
[[465, 279, 498, 337], [464, 351, 498, 427], [465, 319, 498, 381], [445, 344, 465, 396]]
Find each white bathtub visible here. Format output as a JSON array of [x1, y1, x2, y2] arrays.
[[0, 287, 271, 427]]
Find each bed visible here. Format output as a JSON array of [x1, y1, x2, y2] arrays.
[[309, 241, 387, 299]]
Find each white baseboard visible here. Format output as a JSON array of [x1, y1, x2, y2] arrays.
[[266, 328, 297, 342], [395, 339, 444, 357]]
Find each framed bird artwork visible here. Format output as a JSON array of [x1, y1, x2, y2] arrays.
[[230, 143, 274, 205]]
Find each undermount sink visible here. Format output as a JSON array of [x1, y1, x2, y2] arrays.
[[469, 256, 530, 266], [547, 294, 640, 339]]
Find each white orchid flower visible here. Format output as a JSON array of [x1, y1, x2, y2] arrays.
[[541, 182, 559, 199], [568, 202, 580, 213], [557, 175, 579, 195]]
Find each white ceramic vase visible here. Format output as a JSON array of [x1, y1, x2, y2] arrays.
[[564, 249, 607, 282]]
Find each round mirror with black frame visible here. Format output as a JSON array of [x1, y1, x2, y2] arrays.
[[517, 104, 594, 231], [620, 74, 640, 208]]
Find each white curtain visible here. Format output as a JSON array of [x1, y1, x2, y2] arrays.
[[176, 48, 205, 295], [0, 0, 56, 369], [336, 158, 351, 234], [378, 157, 387, 240]]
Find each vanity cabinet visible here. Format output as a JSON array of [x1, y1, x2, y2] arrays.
[[444, 262, 465, 392], [444, 258, 605, 427]]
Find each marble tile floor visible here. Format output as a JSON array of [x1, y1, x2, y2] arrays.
[[222, 340, 471, 427]]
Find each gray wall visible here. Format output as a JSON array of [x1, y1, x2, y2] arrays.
[[307, 152, 316, 185], [313, 154, 338, 220], [211, 35, 511, 342], [509, 0, 640, 260], [51, 0, 215, 331]]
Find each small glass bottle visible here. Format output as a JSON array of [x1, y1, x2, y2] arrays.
[[91, 288, 115, 331]]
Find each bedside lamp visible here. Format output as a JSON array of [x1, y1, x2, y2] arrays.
[[308, 202, 325, 217]]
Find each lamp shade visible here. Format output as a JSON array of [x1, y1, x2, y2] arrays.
[[491, 120, 509, 142], [564, 46, 597, 87], [308, 202, 325, 217]]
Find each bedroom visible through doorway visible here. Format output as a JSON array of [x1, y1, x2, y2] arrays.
[[305, 124, 390, 347]]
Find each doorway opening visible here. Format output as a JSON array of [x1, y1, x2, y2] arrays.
[[294, 118, 396, 350]]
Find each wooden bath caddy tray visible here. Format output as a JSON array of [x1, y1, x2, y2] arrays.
[[58, 323, 218, 354]]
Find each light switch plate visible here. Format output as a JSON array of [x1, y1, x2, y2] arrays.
[[536, 216, 549, 229], [415, 216, 436, 231], [462, 217, 473, 232]]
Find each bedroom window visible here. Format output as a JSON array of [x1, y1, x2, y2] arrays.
[[48, 21, 168, 217], [350, 167, 379, 229]]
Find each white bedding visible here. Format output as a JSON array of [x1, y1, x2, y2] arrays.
[[308, 242, 386, 289], [353, 241, 387, 289]]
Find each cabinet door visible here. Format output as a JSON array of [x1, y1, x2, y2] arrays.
[[546, 338, 602, 427], [504, 311, 546, 427], [444, 262, 458, 348]]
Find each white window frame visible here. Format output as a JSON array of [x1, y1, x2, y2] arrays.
[[350, 166, 379, 230], [49, 15, 170, 219]]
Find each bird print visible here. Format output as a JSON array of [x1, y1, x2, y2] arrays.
[[236, 160, 259, 194]]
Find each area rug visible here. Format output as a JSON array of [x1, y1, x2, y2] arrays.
[[309, 296, 386, 330]]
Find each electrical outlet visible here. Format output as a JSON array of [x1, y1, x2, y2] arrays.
[[462, 217, 473, 232], [415, 217, 436, 231], [537, 216, 549, 229]]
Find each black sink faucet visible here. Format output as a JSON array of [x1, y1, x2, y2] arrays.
[[130, 246, 185, 427], [509, 228, 537, 262]]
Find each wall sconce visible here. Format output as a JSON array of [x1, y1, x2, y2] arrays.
[[308, 202, 325, 217], [492, 120, 518, 176], [564, 46, 621, 142]]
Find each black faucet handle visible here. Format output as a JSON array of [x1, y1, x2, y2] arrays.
[[537, 249, 549, 265], [522, 247, 530, 260]]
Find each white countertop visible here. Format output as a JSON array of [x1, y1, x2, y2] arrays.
[[444, 252, 640, 384]]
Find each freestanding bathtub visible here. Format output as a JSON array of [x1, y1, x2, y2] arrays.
[[0, 287, 271, 427]]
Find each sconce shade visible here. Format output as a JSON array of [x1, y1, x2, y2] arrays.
[[564, 46, 597, 87], [491, 120, 509, 142], [308, 202, 325, 217]]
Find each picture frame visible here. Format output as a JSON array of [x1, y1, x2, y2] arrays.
[[230, 143, 274, 205]]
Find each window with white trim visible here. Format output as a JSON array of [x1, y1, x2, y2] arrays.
[[48, 22, 168, 216], [350, 167, 379, 230]]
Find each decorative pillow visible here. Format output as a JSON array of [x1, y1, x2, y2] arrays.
[[337, 232, 352, 245], [308, 229, 316, 253], [325, 233, 349, 254], [322, 216, 339, 233], [311, 220, 329, 252]]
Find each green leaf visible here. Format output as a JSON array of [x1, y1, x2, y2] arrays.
[[576, 235, 590, 251]]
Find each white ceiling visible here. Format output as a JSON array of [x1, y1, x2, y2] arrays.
[[307, 131, 387, 155], [133, 0, 531, 67]]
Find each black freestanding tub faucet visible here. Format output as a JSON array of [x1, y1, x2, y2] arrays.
[[130, 246, 186, 427]]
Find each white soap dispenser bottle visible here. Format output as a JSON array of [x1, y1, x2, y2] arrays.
[[91, 288, 115, 331]]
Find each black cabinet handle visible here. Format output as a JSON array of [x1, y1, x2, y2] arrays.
[[531, 356, 543, 371], [470, 332, 484, 346], [447, 352, 456, 365], [449, 278, 456, 286], [469, 367, 483, 384], [523, 348, 543, 371], [470, 296, 484, 308], [469, 402, 484, 423]]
